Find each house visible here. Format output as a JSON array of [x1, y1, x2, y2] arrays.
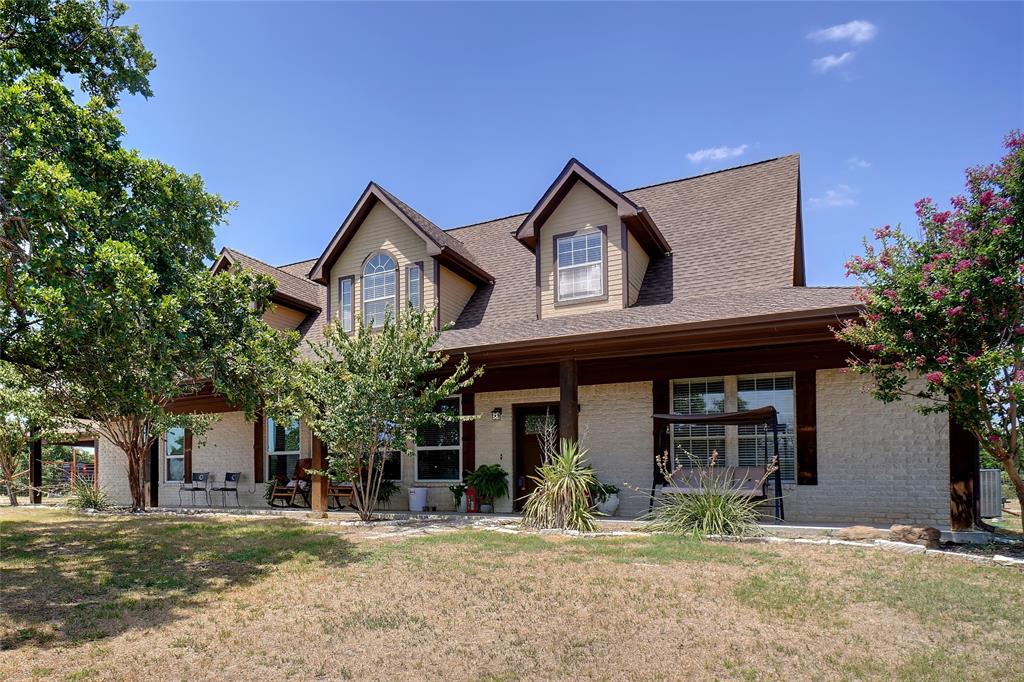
[[94, 155, 980, 529]]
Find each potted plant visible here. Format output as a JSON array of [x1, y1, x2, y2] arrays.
[[465, 464, 509, 513], [449, 483, 468, 512], [589, 481, 621, 516]]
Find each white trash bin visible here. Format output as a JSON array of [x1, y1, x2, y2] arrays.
[[408, 486, 428, 512]]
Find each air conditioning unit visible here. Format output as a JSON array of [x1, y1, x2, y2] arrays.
[[979, 469, 1003, 519]]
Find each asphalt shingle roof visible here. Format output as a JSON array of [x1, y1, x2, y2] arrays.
[[223, 155, 858, 356]]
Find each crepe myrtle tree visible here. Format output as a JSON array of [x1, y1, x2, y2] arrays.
[[837, 131, 1024, 529], [45, 249, 301, 511], [298, 307, 481, 521]]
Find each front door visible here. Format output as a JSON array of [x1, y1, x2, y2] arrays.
[[514, 404, 558, 511]]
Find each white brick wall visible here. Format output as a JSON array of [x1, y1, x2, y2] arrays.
[[472, 383, 652, 516], [94, 372, 952, 525], [784, 369, 950, 527]]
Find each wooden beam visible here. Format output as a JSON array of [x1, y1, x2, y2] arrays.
[[462, 393, 476, 472], [310, 435, 327, 515], [559, 358, 579, 442], [795, 370, 818, 485], [253, 409, 265, 484], [29, 427, 42, 504], [949, 416, 979, 531], [148, 440, 160, 507], [652, 379, 670, 485], [183, 429, 193, 482]]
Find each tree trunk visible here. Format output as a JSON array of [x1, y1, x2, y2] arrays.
[[5, 481, 17, 506], [1003, 459, 1024, 533], [125, 443, 145, 512]]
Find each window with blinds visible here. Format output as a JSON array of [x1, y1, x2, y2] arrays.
[[670, 377, 726, 467], [737, 373, 796, 481], [415, 397, 462, 481]]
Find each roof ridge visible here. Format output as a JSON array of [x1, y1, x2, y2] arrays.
[[444, 154, 798, 234], [275, 257, 317, 268], [221, 247, 321, 287]]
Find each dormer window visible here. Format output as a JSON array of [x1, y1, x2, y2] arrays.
[[556, 230, 605, 303], [363, 253, 397, 327]]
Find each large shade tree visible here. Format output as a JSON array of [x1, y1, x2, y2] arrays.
[[299, 308, 480, 521], [838, 131, 1024, 529], [1, 0, 299, 509]]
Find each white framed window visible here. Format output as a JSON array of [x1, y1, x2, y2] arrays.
[[415, 396, 462, 482], [406, 263, 422, 310], [556, 231, 603, 302], [267, 418, 301, 481], [670, 377, 726, 467], [737, 373, 796, 481], [362, 253, 397, 327], [338, 276, 354, 332], [165, 427, 185, 483]]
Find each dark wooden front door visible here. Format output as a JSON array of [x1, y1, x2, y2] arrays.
[[513, 404, 558, 511]]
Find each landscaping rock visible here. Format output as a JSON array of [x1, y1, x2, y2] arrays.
[[889, 524, 941, 548], [875, 539, 927, 554], [836, 525, 889, 541]]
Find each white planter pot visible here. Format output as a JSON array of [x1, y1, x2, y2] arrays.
[[408, 487, 428, 512], [596, 494, 620, 516], [456, 499, 466, 513]]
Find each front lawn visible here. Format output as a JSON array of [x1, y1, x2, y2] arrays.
[[1, 508, 1021, 681]]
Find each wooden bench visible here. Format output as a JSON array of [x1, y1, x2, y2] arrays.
[[660, 465, 768, 498]]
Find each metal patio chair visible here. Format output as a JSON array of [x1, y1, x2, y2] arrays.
[[210, 472, 241, 507], [178, 471, 211, 506]]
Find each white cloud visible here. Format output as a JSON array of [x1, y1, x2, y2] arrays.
[[809, 184, 858, 208], [846, 156, 872, 169], [686, 144, 749, 164], [808, 20, 877, 44], [812, 51, 856, 73]]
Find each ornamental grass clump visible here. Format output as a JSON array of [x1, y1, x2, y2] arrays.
[[641, 450, 768, 539], [65, 480, 109, 511], [521, 439, 598, 532]]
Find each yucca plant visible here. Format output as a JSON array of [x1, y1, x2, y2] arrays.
[[65, 480, 109, 511], [521, 439, 598, 532], [641, 449, 770, 538]]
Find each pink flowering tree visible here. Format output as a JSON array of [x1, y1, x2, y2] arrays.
[[837, 131, 1024, 529]]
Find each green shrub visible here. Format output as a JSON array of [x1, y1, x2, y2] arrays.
[[521, 439, 598, 532], [65, 480, 109, 511], [465, 464, 509, 505]]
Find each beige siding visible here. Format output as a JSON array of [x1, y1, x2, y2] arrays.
[[262, 303, 307, 331], [626, 231, 649, 306], [327, 202, 436, 327], [538, 181, 623, 318], [438, 265, 476, 326]]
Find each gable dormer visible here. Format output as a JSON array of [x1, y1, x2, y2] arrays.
[[515, 159, 670, 319], [211, 248, 322, 332], [309, 183, 492, 331]]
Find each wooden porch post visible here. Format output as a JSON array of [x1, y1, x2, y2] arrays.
[[29, 427, 42, 504], [949, 415, 979, 531], [559, 358, 579, 442], [310, 435, 328, 515]]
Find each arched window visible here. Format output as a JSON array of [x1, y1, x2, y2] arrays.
[[362, 253, 397, 327]]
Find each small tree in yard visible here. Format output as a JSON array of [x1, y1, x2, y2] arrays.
[[837, 131, 1024, 530], [299, 308, 481, 521]]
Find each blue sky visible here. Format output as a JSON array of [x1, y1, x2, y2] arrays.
[[118, 2, 1022, 285]]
